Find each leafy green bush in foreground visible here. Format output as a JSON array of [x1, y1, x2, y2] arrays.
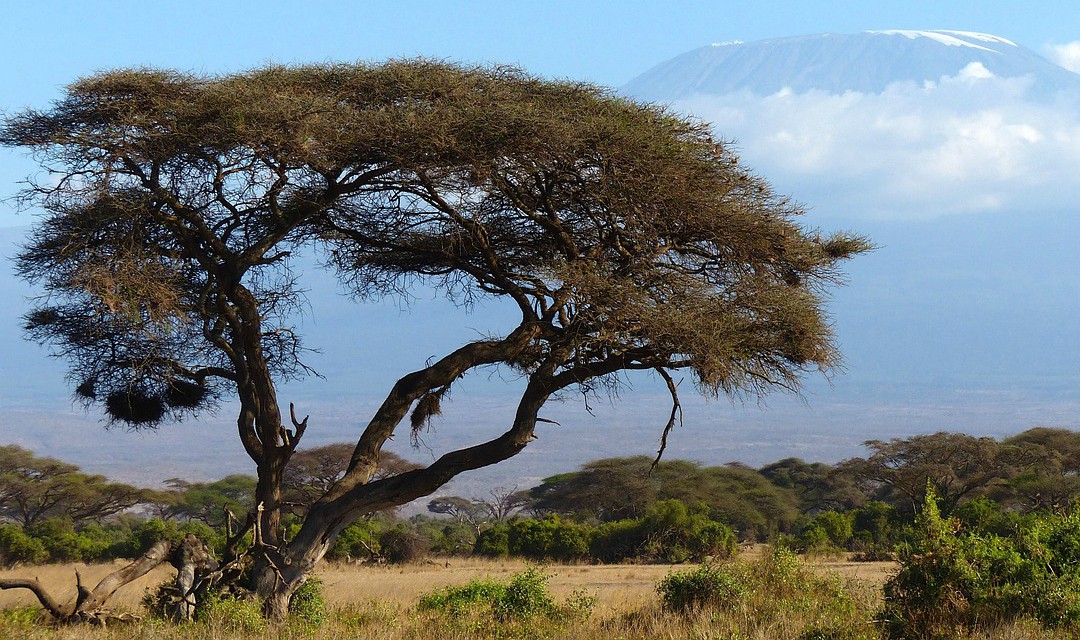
[[418, 566, 595, 630], [883, 486, 1080, 639]]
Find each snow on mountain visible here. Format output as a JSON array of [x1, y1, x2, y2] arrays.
[[623, 30, 1080, 99]]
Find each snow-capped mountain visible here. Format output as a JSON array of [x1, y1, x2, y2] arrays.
[[623, 30, 1080, 99]]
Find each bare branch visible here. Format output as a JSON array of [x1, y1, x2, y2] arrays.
[[652, 369, 684, 471]]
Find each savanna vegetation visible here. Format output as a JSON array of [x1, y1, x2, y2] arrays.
[[5, 427, 1080, 637]]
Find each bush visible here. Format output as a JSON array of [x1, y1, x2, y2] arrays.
[[379, 525, 427, 563], [0, 525, 47, 566], [504, 516, 593, 561], [28, 518, 83, 562], [795, 510, 853, 555], [656, 546, 872, 638], [289, 576, 327, 626], [203, 595, 266, 634], [474, 524, 510, 557], [591, 500, 737, 563], [328, 518, 382, 561], [657, 563, 746, 612], [881, 487, 1080, 638], [418, 566, 594, 625]]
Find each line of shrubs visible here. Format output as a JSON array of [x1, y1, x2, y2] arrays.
[[0, 517, 223, 567], [321, 499, 738, 565]]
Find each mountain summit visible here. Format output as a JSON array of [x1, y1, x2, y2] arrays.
[[622, 30, 1080, 99]]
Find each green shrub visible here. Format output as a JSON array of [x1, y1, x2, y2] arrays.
[[474, 523, 510, 557], [503, 516, 593, 561], [590, 500, 737, 563], [289, 576, 327, 626], [493, 566, 557, 620], [418, 566, 594, 624], [418, 577, 507, 617], [590, 518, 642, 562], [203, 595, 266, 634], [328, 518, 382, 561], [29, 518, 83, 562], [0, 525, 48, 566], [850, 501, 900, 560], [657, 563, 746, 612], [881, 487, 1080, 638]]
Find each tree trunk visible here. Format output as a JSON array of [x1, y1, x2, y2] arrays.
[[252, 451, 287, 603]]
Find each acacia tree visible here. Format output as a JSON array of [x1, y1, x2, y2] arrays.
[[0, 445, 145, 528], [840, 433, 1007, 515], [283, 443, 419, 511], [2, 61, 867, 619]]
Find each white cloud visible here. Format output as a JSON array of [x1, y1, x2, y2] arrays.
[[956, 61, 993, 81], [1047, 41, 1080, 74], [673, 69, 1080, 219]]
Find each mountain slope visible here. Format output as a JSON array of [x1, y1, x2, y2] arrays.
[[623, 30, 1080, 99]]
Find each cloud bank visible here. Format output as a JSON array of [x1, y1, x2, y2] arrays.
[[1047, 41, 1080, 74], [672, 67, 1080, 219]]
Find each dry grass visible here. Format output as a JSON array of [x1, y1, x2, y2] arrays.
[[0, 547, 894, 616], [318, 557, 692, 616], [0, 552, 1064, 639]]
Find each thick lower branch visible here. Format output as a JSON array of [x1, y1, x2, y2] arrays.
[[0, 539, 176, 621], [341, 322, 541, 488], [0, 577, 69, 618]]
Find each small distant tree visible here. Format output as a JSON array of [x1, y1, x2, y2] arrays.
[[841, 433, 1006, 516], [998, 427, 1080, 512], [0, 445, 145, 528], [759, 457, 866, 513], [2, 61, 866, 619], [428, 486, 529, 534], [163, 475, 256, 528], [529, 456, 798, 539], [284, 443, 419, 512]]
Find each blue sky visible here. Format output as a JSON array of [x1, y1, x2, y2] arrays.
[[1, 1, 1077, 226]]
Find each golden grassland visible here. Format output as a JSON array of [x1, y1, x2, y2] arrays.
[[0, 550, 1063, 639]]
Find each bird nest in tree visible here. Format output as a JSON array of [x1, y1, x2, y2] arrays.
[[75, 378, 96, 400], [106, 390, 165, 425], [165, 380, 205, 409]]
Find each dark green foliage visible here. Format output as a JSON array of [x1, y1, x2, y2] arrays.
[[882, 486, 1080, 638], [0, 525, 47, 566], [849, 501, 901, 560], [327, 518, 382, 561], [418, 566, 594, 625], [472, 501, 736, 564], [657, 563, 746, 611], [164, 475, 256, 528], [794, 510, 853, 554], [474, 525, 510, 558], [289, 577, 327, 626], [591, 500, 738, 563], [530, 456, 798, 539], [475, 517, 592, 561], [760, 457, 865, 513]]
